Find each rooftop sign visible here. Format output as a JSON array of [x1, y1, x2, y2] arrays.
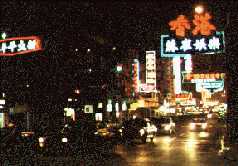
[[0, 36, 42, 56]]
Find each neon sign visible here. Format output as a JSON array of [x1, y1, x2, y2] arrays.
[[146, 51, 157, 92], [0, 36, 42, 56], [161, 31, 225, 57], [196, 80, 224, 93], [169, 13, 216, 37], [132, 59, 140, 94], [182, 72, 225, 83]]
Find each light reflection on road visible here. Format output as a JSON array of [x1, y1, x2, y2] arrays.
[[114, 128, 225, 165]]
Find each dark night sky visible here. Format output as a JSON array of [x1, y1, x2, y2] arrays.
[[0, 0, 235, 105]]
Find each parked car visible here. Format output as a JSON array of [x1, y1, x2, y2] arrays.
[[121, 118, 157, 143], [151, 117, 176, 135]]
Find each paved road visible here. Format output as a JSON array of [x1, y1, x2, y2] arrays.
[[2, 120, 238, 166], [110, 122, 238, 166]]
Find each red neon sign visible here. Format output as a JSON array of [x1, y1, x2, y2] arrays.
[[0, 36, 42, 56], [169, 12, 216, 37]]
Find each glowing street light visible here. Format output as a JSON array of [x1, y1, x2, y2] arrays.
[[195, 5, 204, 14]]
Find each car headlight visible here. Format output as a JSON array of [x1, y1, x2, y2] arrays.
[[94, 132, 98, 135], [202, 123, 207, 129], [62, 137, 68, 143], [38, 137, 44, 143], [151, 125, 157, 132], [139, 129, 145, 136], [190, 123, 195, 129], [164, 125, 171, 131], [207, 114, 212, 119]]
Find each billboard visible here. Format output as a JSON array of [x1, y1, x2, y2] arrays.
[[182, 72, 225, 93], [146, 51, 156, 92], [161, 31, 225, 57], [0, 36, 42, 56]]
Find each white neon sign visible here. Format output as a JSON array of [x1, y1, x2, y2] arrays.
[[173, 57, 182, 94], [0, 36, 42, 56], [146, 51, 156, 92]]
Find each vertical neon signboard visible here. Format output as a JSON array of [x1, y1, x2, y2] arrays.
[[173, 56, 182, 94], [146, 51, 156, 92]]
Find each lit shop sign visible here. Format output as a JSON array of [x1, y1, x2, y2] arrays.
[[161, 31, 224, 57], [175, 93, 192, 99], [161, 13, 224, 57], [182, 72, 225, 83], [0, 36, 42, 56], [132, 59, 140, 94], [146, 51, 156, 92], [139, 83, 156, 93], [195, 80, 224, 93]]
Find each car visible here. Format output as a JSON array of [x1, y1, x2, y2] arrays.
[[94, 122, 121, 144], [121, 118, 157, 144], [151, 117, 176, 135], [189, 117, 208, 131]]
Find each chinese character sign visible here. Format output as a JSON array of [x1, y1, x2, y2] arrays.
[[161, 32, 224, 56], [169, 12, 216, 37], [192, 13, 216, 36], [146, 51, 156, 92], [182, 72, 225, 83], [0, 36, 42, 56], [169, 15, 191, 37]]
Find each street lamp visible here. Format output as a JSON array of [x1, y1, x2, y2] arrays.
[[195, 5, 204, 14]]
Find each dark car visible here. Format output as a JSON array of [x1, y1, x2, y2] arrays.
[[94, 121, 122, 144], [121, 118, 157, 144], [151, 117, 176, 135]]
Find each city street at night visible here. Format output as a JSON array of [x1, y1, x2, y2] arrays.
[[1, 1, 238, 166]]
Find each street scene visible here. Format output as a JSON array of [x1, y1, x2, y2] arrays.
[[0, 1, 238, 166]]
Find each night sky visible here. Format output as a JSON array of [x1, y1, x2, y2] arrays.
[[0, 1, 235, 107]]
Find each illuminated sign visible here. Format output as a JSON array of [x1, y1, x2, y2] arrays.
[[169, 15, 191, 37], [132, 59, 140, 94], [175, 93, 192, 99], [146, 51, 156, 92], [107, 99, 112, 112], [182, 72, 225, 83], [64, 108, 75, 121], [0, 113, 4, 128], [139, 83, 156, 93], [169, 13, 216, 37], [0, 36, 42, 56], [95, 113, 102, 121], [173, 57, 182, 94], [122, 101, 127, 111], [161, 31, 225, 57], [196, 80, 224, 93], [184, 55, 192, 72]]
